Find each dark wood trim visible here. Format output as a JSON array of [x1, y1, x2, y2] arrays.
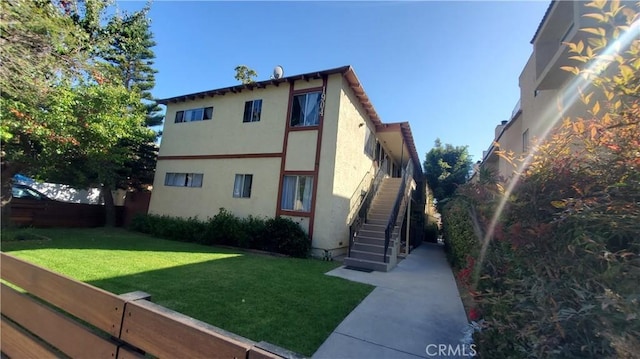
[[275, 78, 328, 242], [158, 153, 283, 161], [291, 86, 324, 96], [277, 170, 317, 217], [287, 125, 320, 132], [278, 210, 312, 218], [283, 170, 315, 176], [275, 83, 295, 217], [307, 75, 328, 240]]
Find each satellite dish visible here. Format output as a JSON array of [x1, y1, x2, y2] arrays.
[[273, 65, 284, 79]]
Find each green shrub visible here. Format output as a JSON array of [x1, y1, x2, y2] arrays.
[[264, 217, 310, 258], [242, 215, 266, 249], [441, 197, 477, 270], [202, 208, 244, 246], [130, 210, 310, 258]]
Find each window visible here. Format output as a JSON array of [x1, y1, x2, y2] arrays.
[[281, 175, 313, 212], [522, 129, 530, 153], [243, 100, 262, 123], [290, 92, 321, 127], [175, 107, 213, 123], [164, 173, 203, 187], [233, 174, 253, 198], [364, 127, 375, 158]]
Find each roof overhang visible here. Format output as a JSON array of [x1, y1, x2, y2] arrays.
[[530, 0, 556, 44], [157, 66, 353, 105], [376, 122, 422, 178]]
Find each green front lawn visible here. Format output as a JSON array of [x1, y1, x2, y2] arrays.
[[1, 228, 373, 356]]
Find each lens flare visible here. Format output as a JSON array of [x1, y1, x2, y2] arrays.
[[473, 16, 640, 288]]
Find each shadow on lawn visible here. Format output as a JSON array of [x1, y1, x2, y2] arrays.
[[0, 227, 256, 255], [84, 256, 365, 357], [1, 227, 371, 356]]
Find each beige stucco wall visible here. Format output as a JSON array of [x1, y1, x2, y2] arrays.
[[148, 158, 280, 220], [310, 74, 377, 256], [285, 131, 317, 171], [294, 78, 323, 91], [159, 85, 289, 156]]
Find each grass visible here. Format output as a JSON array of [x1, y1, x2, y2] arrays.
[[1, 227, 373, 356]]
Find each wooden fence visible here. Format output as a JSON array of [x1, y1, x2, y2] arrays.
[[0, 252, 293, 359], [10, 198, 111, 227], [9, 191, 151, 228]]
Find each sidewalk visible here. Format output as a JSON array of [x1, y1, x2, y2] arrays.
[[312, 243, 469, 359]]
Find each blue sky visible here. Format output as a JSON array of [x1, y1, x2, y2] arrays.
[[119, 0, 551, 163]]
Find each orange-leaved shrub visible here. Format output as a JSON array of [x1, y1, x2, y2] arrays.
[[442, 1, 640, 357]]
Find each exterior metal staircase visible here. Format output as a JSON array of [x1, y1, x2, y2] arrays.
[[345, 177, 408, 272]]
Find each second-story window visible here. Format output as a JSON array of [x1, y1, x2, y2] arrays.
[[290, 91, 321, 127], [243, 99, 262, 123], [175, 106, 213, 123]]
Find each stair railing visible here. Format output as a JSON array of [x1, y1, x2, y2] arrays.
[[383, 161, 414, 263], [348, 165, 386, 257]]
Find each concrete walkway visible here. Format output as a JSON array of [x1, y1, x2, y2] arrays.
[[312, 243, 470, 359]]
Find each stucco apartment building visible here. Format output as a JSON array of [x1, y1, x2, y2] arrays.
[[150, 66, 422, 270], [481, 0, 620, 178]]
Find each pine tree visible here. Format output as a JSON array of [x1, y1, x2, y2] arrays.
[[101, 5, 161, 190]]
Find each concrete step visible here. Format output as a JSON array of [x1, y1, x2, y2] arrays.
[[367, 218, 388, 226], [358, 229, 384, 239], [356, 226, 399, 237], [370, 201, 396, 209], [370, 201, 397, 209], [354, 235, 386, 246], [353, 241, 395, 254], [361, 223, 386, 232], [349, 249, 390, 262], [368, 212, 391, 219], [343, 257, 390, 272], [373, 193, 398, 202]]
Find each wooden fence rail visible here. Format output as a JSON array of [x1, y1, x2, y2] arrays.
[[0, 252, 293, 359]]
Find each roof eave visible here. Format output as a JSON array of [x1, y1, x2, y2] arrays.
[[156, 66, 351, 105]]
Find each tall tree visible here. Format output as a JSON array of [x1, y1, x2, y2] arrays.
[[423, 139, 473, 206], [103, 5, 163, 128], [101, 4, 161, 191], [38, 79, 153, 226], [0, 0, 154, 227], [0, 0, 91, 224]]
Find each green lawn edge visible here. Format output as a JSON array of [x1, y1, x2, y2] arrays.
[[1, 227, 373, 356]]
